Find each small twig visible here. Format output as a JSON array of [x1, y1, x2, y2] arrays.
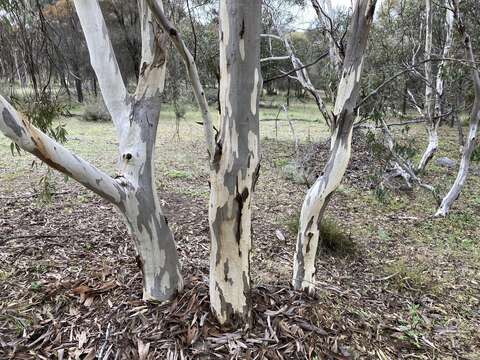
[[0, 234, 70, 246]]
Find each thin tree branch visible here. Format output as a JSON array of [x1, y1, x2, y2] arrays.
[[146, 0, 216, 161], [0, 96, 124, 205]]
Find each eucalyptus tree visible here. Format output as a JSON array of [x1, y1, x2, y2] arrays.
[[292, 0, 377, 294], [416, 0, 455, 172], [436, 0, 480, 216], [417, 0, 436, 173], [145, 0, 262, 326], [0, 0, 183, 301]]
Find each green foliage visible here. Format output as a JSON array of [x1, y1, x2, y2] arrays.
[[397, 303, 424, 349], [29, 281, 42, 292], [286, 212, 300, 234], [37, 169, 56, 203], [373, 185, 390, 203], [9, 95, 69, 202], [11, 94, 68, 144], [383, 260, 435, 293], [165, 169, 192, 179]]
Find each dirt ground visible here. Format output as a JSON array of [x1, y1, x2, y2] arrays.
[[0, 105, 479, 359]]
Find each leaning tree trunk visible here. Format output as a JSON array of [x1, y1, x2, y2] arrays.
[[208, 0, 262, 327], [436, 0, 480, 216], [292, 0, 377, 294], [417, 0, 437, 173], [0, 0, 184, 302]]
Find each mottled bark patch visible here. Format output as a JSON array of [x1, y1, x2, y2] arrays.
[[235, 187, 250, 246], [2, 108, 25, 138]]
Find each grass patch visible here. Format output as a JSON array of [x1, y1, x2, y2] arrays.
[[165, 169, 192, 179], [383, 259, 437, 293], [286, 213, 355, 257]]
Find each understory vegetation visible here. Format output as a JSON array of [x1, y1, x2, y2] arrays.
[[1, 95, 479, 358], [1, 0, 480, 358]]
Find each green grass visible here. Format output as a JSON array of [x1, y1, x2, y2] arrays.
[[285, 213, 355, 257]]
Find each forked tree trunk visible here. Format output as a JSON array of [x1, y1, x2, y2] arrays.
[[208, 0, 262, 327], [0, 0, 183, 302], [436, 0, 480, 216], [292, 0, 376, 294], [417, 0, 436, 173]]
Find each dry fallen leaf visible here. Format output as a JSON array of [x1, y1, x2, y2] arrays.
[[275, 229, 286, 242], [72, 285, 92, 303], [137, 338, 150, 360], [77, 331, 87, 349]]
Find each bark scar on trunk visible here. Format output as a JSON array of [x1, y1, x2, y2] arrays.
[[239, 19, 245, 38], [234, 187, 250, 249]]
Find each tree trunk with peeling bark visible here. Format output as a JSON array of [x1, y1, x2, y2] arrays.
[[292, 0, 377, 294], [0, 0, 183, 302], [208, 0, 262, 327], [436, 0, 480, 216]]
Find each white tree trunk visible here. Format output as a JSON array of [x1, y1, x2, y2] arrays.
[[436, 1, 480, 216], [417, 0, 437, 172], [208, 0, 262, 327], [311, 0, 343, 73], [292, 0, 377, 294], [434, 0, 454, 117], [0, 0, 184, 302]]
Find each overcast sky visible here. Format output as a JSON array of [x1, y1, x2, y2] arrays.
[[293, 0, 355, 30]]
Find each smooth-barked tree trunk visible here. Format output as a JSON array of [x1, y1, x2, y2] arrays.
[[434, 0, 454, 120], [208, 0, 262, 327], [0, 0, 183, 301], [292, 0, 377, 294], [417, 0, 436, 173], [435, 0, 480, 216], [144, 0, 261, 326]]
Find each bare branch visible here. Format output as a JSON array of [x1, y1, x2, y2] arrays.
[[146, 0, 216, 161], [0, 96, 124, 205]]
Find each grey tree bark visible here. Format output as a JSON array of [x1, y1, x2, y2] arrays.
[[292, 0, 377, 294], [145, 0, 261, 326]]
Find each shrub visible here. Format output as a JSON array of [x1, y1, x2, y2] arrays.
[[82, 99, 111, 122]]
